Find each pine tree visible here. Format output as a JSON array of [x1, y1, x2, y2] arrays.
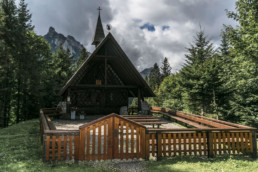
[[223, 0, 258, 126], [220, 31, 229, 56], [53, 44, 74, 98], [149, 63, 161, 90], [160, 57, 171, 80], [0, 0, 18, 126], [15, 0, 35, 122], [76, 47, 88, 69], [181, 30, 214, 115]]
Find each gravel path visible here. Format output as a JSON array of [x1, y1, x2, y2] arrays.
[[52, 115, 184, 130]]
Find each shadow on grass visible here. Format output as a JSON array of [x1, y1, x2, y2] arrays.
[[147, 154, 257, 172]]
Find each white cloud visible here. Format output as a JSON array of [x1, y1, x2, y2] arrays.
[[23, 0, 237, 72]]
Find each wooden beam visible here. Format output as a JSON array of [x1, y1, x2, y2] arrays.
[[138, 87, 141, 112], [95, 55, 116, 58], [105, 57, 107, 86], [70, 85, 137, 89]]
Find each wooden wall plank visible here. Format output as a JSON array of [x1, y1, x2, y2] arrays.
[[158, 133, 162, 158], [203, 132, 207, 156], [52, 136, 56, 160], [227, 132, 231, 154], [64, 136, 67, 160], [249, 132, 253, 153], [193, 133, 197, 156], [114, 117, 119, 158], [151, 133, 155, 157], [146, 134, 150, 159], [141, 128, 146, 159], [240, 132, 244, 154], [232, 132, 236, 154], [162, 134, 166, 156], [120, 120, 124, 159], [69, 135, 73, 160], [92, 125, 96, 160], [131, 125, 134, 158], [58, 136, 61, 160], [126, 123, 129, 159], [244, 132, 249, 153], [74, 135, 80, 161], [198, 133, 202, 155], [218, 133, 222, 155], [103, 120, 107, 160], [222, 132, 226, 154], [178, 133, 182, 156], [236, 133, 240, 154], [183, 133, 186, 155], [173, 133, 176, 156], [136, 127, 140, 159], [86, 127, 90, 161], [80, 128, 85, 161], [108, 118, 113, 159], [188, 133, 192, 155], [98, 122, 101, 160], [46, 136, 50, 161], [168, 134, 171, 156]]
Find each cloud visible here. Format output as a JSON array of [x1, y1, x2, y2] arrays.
[[23, 0, 237, 72], [24, 0, 113, 52]]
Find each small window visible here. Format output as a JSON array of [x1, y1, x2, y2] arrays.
[[96, 80, 102, 85]]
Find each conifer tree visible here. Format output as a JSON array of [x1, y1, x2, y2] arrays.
[[0, 0, 18, 125], [181, 30, 214, 115], [76, 47, 88, 69], [160, 57, 171, 80], [149, 63, 161, 90], [53, 44, 74, 99], [223, 0, 258, 126]]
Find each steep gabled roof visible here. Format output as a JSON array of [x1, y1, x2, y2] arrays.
[[59, 32, 155, 97]]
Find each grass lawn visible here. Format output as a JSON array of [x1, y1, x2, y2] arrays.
[[0, 119, 113, 172], [0, 119, 257, 172]]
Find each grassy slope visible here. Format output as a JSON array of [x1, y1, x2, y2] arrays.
[[0, 119, 113, 172], [0, 119, 257, 172]]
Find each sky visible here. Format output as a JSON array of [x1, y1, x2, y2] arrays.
[[19, 0, 237, 72]]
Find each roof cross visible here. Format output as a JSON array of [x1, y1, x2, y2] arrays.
[[97, 6, 102, 14]]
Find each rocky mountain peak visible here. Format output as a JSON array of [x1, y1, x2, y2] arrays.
[[43, 27, 85, 60]]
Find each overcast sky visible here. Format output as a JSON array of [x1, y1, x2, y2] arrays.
[[21, 0, 237, 71]]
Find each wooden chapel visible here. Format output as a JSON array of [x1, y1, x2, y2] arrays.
[[58, 8, 155, 115]]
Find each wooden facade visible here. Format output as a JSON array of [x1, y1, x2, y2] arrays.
[[59, 13, 154, 115]]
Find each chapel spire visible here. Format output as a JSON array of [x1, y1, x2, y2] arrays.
[[92, 7, 105, 47]]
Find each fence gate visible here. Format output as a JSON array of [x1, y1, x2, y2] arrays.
[[79, 113, 146, 161]]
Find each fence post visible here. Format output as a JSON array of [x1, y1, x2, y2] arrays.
[[156, 132, 161, 160], [252, 131, 257, 159], [207, 131, 214, 158]]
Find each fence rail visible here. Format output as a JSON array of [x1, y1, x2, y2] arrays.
[[40, 107, 257, 162]]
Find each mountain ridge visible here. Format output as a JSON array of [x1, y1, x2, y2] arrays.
[[43, 27, 85, 59]]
